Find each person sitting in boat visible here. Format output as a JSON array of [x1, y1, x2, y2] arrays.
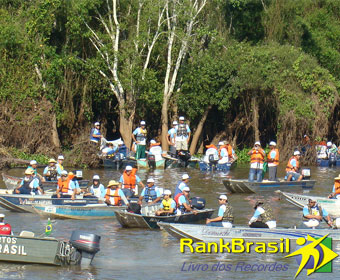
[[217, 141, 234, 164], [328, 174, 340, 199], [168, 121, 178, 157], [175, 187, 197, 215], [174, 174, 190, 197], [138, 178, 162, 205], [56, 170, 78, 200], [155, 190, 176, 216], [15, 169, 44, 195], [206, 194, 233, 228], [148, 140, 163, 161], [43, 158, 62, 181], [0, 214, 12, 236], [101, 143, 116, 157], [90, 122, 102, 145], [57, 155, 64, 171], [132, 121, 147, 159], [248, 142, 266, 182], [84, 175, 106, 201], [303, 198, 332, 228], [286, 151, 303, 182], [203, 144, 219, 164], [105, 180, 129, 206], [249, 201, 276, 229], [119, 165, 144, 198], [27, 160, 45, 183], [267, 141, 279, 181]]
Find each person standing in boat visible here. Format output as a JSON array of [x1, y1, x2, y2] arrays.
[[15, 169, 44, 195], [249, 201, 276, 229], [43, 158, 61, 181], [328, 174, 340, 199], [174, 116, 191, 156], [176, 187, 197, 215], [138, 178, 162, 205], [56, 170, 78, 200], [286, 151, 303, 181], [119, 165, 144, 197], [303, 198, 332, 228], [90, 122, 102, 145], [167, 121, 178, 157], [155, 190, 176, 216], [247, 142, 266, 182], [267, 141, 279, 181], [105, 180, 129, 206], [132, 121, 147, 159], [206, 194, 233, 228], [84, 175, 106, 201], [174, 174, 190, 197], [57, 155, 64, 171], [0, 214, 12, 236]]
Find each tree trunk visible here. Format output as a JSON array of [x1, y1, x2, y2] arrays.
[[51, 111, 61, 149], [161, 96, 170, 152], [252, 95, 260, 142], [119, 106, 135, 150], [189, 106, 212, 154]]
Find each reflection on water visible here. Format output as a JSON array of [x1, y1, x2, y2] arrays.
[[0, 165, 340, 279]]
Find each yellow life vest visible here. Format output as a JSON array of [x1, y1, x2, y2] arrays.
[[162, 198, 175, 211]]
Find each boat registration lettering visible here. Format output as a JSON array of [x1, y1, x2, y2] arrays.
[[0, 237, 27, 256]]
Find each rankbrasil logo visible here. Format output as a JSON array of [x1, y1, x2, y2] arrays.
[[285, 234, 338, 278]]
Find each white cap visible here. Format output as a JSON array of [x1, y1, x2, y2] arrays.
[[150, 140, 156, 144], [219, 194, 228, 200], [254, 141, 261, 146], [125, 165, 133, 171], [173, 121, 178, 125], [58, 155, 64, 160], [0, 214, 4, 218], [93, 175, 100, 180], [147, 178, 155, 183], [183, 186, 190, 192], [294, 151, 301, 156], [327, 141, 332, 147], [164, 190, 172, 195], [179, 116, 185, 121], [61, 170, 68, 176], [30, 160, 37, 165], [218, 141, 224, 146], [140, 121, 146, 125], [304, 135, 307, 137], [118, 140, 124, 145], [182, 174, 190, 180], [269, 141, 276, 146], [94, 122, 100, 126]]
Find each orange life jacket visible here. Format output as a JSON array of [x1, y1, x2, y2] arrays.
[[218, 145, 233, 158], [334, 181, 340, 195], [122, 171, 136, 189], [206, 144, 217, 150], [267, 148, 279, 165], [286, 156, 299, 172], [105, 189, 122, 206], [150, 142, 161, 148], [58, 177, 72, 193], [250, 149, 265, 164]]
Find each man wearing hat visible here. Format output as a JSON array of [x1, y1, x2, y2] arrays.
[[156, 190, 176, 216], [206, 194, 233, 228], [303, 198, 332, 228], [105, 180, 129, 206], [247, 142, 266, 182], [57, 155, 65, 171], [176, 186, 196, 215], [328, 174, 340, 199], [138, 178, 161, 205], [174, 174, 190, 197], [132, 121, 147, 159], [90, 122, 102, 144], [267, 141, 279, 181], [286, 151, 303, 181], [15, 169, 44, 195], [249, 201, 276, 229], [167, 121, 178, 157], [84, 175, 106, 201], [119, 165, 144, 197], [43, 158, 62, 181], [0, 214, 12, 235], [56, 170, 78, 200], [174, 116, 191, 155]]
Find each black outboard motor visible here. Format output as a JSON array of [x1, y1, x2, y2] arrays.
[[329, 153, 336, 167], [178, 150, 191, 167], [191, 197, 206, 210], [148, 154, 156, 169], [208, 154, 218, 170], [70, 231, 101, 265]]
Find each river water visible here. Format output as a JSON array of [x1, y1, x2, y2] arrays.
[[0, 165, 340, 280]]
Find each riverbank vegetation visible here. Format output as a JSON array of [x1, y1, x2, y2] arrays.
[[1, 0, 340, 166]]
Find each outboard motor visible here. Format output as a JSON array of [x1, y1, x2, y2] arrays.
[[69, 231, 101, 265], [178, 150, 191, 167], [329, 153, 336, 167], [191, 197, 206, 210], [148, 154, 156, 169], [74, 170, 83, 180], [301, 168, 311, 180], [208, 154, 218, 170]]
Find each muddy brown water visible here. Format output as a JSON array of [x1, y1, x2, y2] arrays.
[[0, 165, 339, 279]]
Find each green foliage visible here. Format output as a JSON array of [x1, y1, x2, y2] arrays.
[[9, 148, 49, 165]]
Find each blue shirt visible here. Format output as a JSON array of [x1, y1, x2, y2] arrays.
[[89, 184, 106, 199], [303, 205, 328, 217], [289, 158, 297, 168], [140, 187, 161, 198], [269, 150, 277, 159], [90, 128, 101, 143], [119, 175, 141, 184], [43, 165, 62, 177], [218, 205, 227, 217], [160, 199, 177, 209], [178, 195, 189, 205], [174, 181, 188, 197], [168, 127, 177, 139], [133, 127, 147, 145]]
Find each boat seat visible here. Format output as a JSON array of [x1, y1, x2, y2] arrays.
[[19, 231, 35, 238]]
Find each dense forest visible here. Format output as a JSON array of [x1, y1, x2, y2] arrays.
[[1, 0, 340, 164]]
